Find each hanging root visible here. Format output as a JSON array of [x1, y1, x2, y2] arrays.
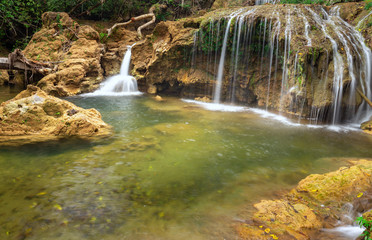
[[107, 4, 167, 39]]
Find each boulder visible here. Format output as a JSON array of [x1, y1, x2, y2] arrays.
[[361, 119, 372, 135], [23, 12, 104, 97], [0, 85, 111, 145]]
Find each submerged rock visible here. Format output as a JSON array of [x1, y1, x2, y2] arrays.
[[361, 120, 372, 135], [0, 85, 111, 145], [236, 159, 372, 239]]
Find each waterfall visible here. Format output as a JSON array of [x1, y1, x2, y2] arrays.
[[191, 5, 371, 124], [213, 10, 242, 103], [86, 43, 141, 97]]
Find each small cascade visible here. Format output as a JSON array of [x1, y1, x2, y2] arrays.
[[87, 43, 141, 96], [323, 203, 365, 239]]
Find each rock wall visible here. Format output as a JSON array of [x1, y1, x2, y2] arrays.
[[125, 2, 372, 123]]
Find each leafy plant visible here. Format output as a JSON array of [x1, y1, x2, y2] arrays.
[[356, 216, 372, 240], [99, 32, 108, 43], [365, 0, 372, 10]]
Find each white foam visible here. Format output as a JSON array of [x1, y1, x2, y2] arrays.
[[323, 225, 364, 239], [182, 99, 246, 112], [81, 91, 142, 97], [182, 99, 362, 133]]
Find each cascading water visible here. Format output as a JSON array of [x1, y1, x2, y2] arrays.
[[191, 5, 372, 125], [87, 43, 141, 96], [213, 10, 243, 103]]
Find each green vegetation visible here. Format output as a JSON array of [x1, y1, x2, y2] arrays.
[[0, 0, 44, 49], [365, 0, 372, 10], [0, 0, 214, 50], [357, 216, 372, 240]]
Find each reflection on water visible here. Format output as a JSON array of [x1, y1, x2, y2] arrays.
[[0, 94, 371, 240]]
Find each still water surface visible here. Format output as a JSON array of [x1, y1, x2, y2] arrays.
[[0, 91, 371, 239]]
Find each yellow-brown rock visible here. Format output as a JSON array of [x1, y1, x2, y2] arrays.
[[253, 200, 321, 239], [361, 120, 372, 135], [295, 160, 372, 202], [23, 12, 104, 97], [0, 85, 111, 145], [237, 159, 372, 240], [0, 70, 9, 85]]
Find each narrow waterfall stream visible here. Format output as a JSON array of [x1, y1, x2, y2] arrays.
[[85, 43, 141, 96]]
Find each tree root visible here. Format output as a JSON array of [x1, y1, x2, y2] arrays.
[[107, 4, 167, 39]]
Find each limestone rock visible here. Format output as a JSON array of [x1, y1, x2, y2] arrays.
[[252, 200, 321, 239], [0, 70, 9, 85], [23, 12, 104, 97], [236, 159, 372, 240], [102, 28, 138, 76], [296, 160, 372, 202], [0, 85, 111, 145], [361, 120, 372, 135]]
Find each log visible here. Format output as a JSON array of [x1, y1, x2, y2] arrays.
[[357, 88, 372, 108]]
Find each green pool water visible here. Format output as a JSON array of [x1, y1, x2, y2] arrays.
[[0, 93, 371, 240]]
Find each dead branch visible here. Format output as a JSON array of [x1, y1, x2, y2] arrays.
[[357, 88, 372, 108], [107, 4, 167, 39], [6, 49, 52, 74]]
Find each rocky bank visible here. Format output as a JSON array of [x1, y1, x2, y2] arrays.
[[235, 159, 372, 239], [0, 85, 111, 145]]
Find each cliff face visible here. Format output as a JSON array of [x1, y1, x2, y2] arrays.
[[127, 2, 372, 124], [18, 2, 372, 124]]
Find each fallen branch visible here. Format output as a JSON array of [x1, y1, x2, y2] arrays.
[[357, 88, 372, 108], [107, 4, 167, 39]]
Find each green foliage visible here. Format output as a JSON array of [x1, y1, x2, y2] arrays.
[[0, 0, 44, 49], [99, 32, 108, 43], [356, 216, 372, 240], [0, 0, 214, 50], [365, 0, 372, 10]]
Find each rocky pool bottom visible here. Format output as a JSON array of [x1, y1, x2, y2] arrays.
[[0, 87, 371, 239]]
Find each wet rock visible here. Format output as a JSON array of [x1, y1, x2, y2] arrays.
[[236, 159, 372, 240], [102, 28, 138, 76], [194, 96, 211, 103], [0, 85, 111, 145], [0, 70, 9, 85], [253, 200, 321, 239], [154, 95, 163, 101], [361, 120, 372, 135], [295, 160, 372, 202]]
